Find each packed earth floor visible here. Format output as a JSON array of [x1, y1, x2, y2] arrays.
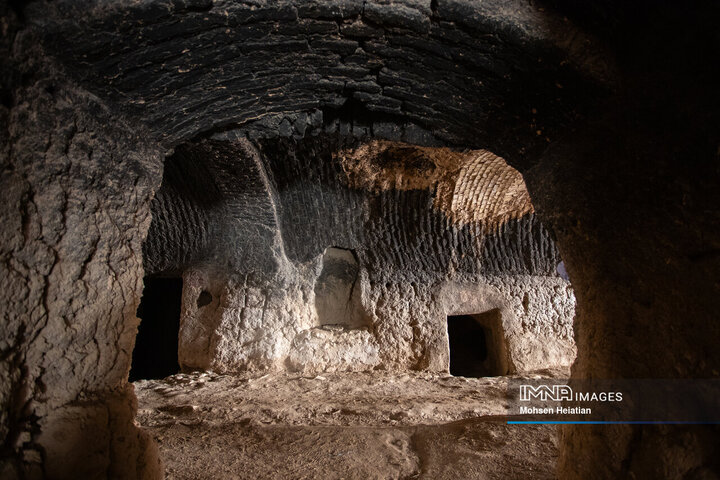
[[134, 370, 567, 479]]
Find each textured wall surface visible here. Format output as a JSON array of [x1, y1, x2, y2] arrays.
[[177, 267, 576, 375], [34, 0, 610, 160], [526, 4, 720, 478], [155, 136, 576, 375], [0, 15, 163, 478]]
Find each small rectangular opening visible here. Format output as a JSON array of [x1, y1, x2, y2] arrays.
[[448, 309, 506, 377], [129, 277, 182, 381]]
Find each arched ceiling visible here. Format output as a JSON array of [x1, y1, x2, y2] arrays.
[[31, 0, 615, 167], [28, 0, 616, 280], [143, 135, 560, 279]]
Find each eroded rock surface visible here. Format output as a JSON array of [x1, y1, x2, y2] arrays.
[[2, 0, 719, 478], [147, 137, 576, 376], [0, 25, 164, 479], [134, 370, 563, 479]]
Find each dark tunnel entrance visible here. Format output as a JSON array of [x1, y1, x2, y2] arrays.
[[129, 277, 183, 381], [448, 310, 506, 377]]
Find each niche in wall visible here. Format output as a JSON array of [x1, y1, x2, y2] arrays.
[[314, 247, 370, 329], [129, 277, 183, 381], [447, 309, 508, 377]]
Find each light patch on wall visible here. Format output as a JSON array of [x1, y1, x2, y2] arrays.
[[314, 247, 369, 329], [335, 140, 533, 229]]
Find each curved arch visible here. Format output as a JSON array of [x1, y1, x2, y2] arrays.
[[37, 0, 612, 163]]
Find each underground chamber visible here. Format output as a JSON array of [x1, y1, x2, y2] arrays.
[[119, 134, 579, 478], [3, 1, 720, 479]]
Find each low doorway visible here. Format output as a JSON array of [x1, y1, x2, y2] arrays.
[[447, 309, 507, 377]]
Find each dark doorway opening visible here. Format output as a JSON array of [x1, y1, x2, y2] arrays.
[[129, 277, 182, 381], [448, 310, 506, 377]]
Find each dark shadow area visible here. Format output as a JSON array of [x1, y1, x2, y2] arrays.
[[448, 314, 489, 377], [129, 277, 183, 381], [448, 310, 507, 377]]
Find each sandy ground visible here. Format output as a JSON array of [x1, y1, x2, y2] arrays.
[[134, 370, 565, 479]]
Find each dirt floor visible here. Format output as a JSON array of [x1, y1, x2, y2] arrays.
[[134, 370, 565, 479]]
